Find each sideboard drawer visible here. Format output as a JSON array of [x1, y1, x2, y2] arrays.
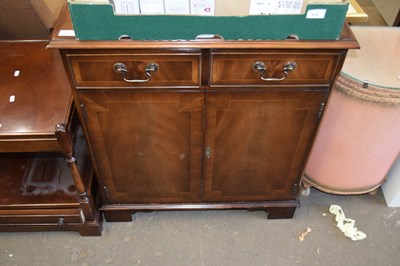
[[210, 51, 339, 87], [68, 53, 201, 88]]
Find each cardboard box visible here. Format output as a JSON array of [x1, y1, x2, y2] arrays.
[[0, 0, 64, 40], [165, 0, 190, 15], [382, 154, 400, 207], [32, 0, 65, 28], [112, 0, 140, 15], [139, 0, 165, 14]]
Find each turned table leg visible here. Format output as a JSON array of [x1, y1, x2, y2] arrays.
[[55, 123, 95, 221]]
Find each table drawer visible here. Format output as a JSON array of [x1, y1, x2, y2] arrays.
[[0, 209, 83, 224], [210, 52, 339, 87], [68, 53, 201, 88]]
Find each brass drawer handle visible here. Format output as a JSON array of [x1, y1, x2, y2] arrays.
[[113, 62, 159, 83], [253, 61, 296, 82]]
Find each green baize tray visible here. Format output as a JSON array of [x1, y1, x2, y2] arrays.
[[68, 2, 348, 41]]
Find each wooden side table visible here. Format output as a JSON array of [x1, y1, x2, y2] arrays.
[[0, 41, 102, 236]]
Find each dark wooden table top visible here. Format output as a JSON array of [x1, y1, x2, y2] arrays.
[[0, 41, 72, 152]]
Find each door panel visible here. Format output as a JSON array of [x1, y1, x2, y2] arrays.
[[202, 90, 326, 201], [79, 91, 204, 203]]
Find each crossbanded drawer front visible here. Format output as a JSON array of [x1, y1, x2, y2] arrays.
[[210, 52, 339, 87], [68, 53, 201, 88]]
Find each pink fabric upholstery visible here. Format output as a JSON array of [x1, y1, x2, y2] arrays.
[[305, 78, 400, 193]]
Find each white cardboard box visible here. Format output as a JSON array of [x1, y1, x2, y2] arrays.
[[164, 0, 190, 14], [191, 0, 214, 15], [113, 0, 140, 15], [382, 154, 400, 207], [139, 0, 165, 14]]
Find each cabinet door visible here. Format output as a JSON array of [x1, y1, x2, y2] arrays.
[[78, 91, 204, 203], [202, 90, 326, 202]]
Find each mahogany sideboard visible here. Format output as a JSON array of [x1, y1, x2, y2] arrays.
[[0, 41, 102, 236], [49, 6, 359, 222]]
